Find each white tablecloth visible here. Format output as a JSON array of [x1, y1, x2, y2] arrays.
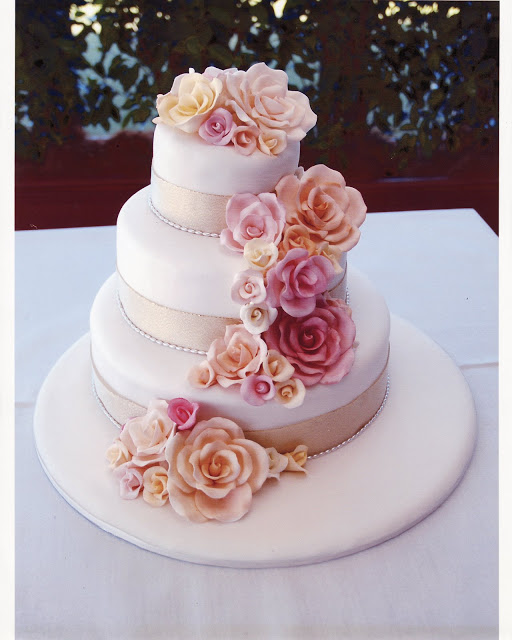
[[15, 209, 498, 640]]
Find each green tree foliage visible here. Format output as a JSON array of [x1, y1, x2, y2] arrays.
[[16, 0, 498, 163]]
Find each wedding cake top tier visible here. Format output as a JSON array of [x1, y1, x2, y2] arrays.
[[150, 63, 314, 220]]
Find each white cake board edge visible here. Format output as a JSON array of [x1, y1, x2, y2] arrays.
[[33, 315, 477, 568]]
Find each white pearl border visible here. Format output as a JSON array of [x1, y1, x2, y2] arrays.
[[117, 291, 208, 356], [148, 197, 221, 238]]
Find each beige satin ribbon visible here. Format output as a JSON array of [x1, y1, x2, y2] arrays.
[[91, 351, 389, 457], [151, 167, 229, 235], [117, 268, 349, 354], [117, 271, 240, 353], [92, 359, 146, 426]]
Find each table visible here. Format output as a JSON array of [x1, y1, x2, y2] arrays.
[[16, 209, 498, 639]]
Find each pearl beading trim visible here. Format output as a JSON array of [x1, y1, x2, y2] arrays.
[[148, 196, 221, 238], [307, 374, 390, 459], [92, 374, 123, 429], [117, 291, 208, 355]]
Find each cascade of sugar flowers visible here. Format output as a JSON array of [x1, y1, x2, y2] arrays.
[[188, 162, 366, 407]]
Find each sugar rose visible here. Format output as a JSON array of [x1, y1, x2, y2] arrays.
[[285, 444, 308, 472], [240, 301, 277, 335], [275, 377, 306, 409], [266, 248, 335, 317], [232, 125, 259, 155], [278, 224, 319, 258], [142, 466, 169, 507], [240, 374, 276, 406], [275, 165, 366, 250], [243, 239, 279, 271], [106, 438, 131, 470], [264, 295, 356, 386], [231, 269, 266, 305], [266, 447, 289, 480], [258, 127, 287, 156], [278, 224, 344, 274], [167, 397, 199, 431], [262, 349, 295, 382], [207, 324, 267, 387], [119, 398, 175, 467], [188, 360, 217, 389], [198, 108, 235, 145], [114, 463, 144, 500], [225, 63, 317, 141], [165, 417, 270, 522], [220, 192, 286, 253], [155, 71, 222, 133]]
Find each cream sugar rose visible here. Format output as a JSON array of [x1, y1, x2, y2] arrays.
[[95, 63, 390, 523]]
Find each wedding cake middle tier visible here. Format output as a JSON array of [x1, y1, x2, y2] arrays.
[[90, 252, 389, 456]]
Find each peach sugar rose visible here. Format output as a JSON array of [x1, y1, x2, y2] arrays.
[[206, 324, 267, 387], [275, 165, 367, 251], [224, 63, 317, 142], [165, 417, 269, 522], [278, 224, 344, 274]]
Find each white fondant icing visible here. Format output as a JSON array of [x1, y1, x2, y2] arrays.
[[116, 187, 346, 317], [90, 268, 390, 431], [152, 123, 300, 196]]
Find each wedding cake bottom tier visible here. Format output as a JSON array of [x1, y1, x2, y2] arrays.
[[89, 267, 390, 455], [34, 316, 477, 567]]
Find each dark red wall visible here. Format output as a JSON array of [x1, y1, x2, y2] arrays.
[[16, 130, 498, 234]]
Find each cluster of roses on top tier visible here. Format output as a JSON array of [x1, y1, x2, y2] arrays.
[[188, 163, 366, 408], [106, 397, 307, 523], [153, 63, 317, 156]]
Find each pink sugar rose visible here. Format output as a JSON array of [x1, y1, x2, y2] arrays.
[[198, 108, 235, 145], [165, 417, 270, 522], [231, 269, 266, 305], [207, 324, 267, 387], [275, 164, 366, 250], [264, 295, 356, 386], [220, 192, 286, 253], [224, 63, 317, 142], [240, 374, 276, 406], [167, 397, 200, 431], [266, 248, 335, 317], [114, 462, 144, 500]]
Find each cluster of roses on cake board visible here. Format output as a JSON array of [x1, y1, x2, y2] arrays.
[[188, 161, 366, 408], [106, 396, 307, 523]]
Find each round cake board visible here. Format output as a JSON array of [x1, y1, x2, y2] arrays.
[[34, 315, 477, 568]]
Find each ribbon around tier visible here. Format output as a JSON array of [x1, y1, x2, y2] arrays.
[[117, 268, 348, 353], [151, 167, 229, 235], [91, 350, 389, 457], [117, 271, 240, 353]]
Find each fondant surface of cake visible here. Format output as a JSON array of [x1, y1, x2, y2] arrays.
[[152, 123, 301, 196]]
